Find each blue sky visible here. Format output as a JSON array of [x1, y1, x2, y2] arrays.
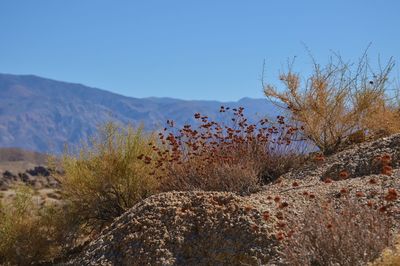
[[0, 0, 399, 101]]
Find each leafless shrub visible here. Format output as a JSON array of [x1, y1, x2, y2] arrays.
[[281, 198, 395, 266], [264, 51, 397, 155]]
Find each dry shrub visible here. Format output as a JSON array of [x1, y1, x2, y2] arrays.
[[148, 107, 306, 194], [0, 186, 64, 265], [264, 51, 397, 155], [281, 198, 394, 266], [55, 122, 159, 232], [363, 97, 400, 138], [370, 235, 400, 266]]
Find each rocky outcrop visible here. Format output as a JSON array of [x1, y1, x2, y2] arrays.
[[0, 166, 59, 190], [284, 133, 400, 181], [65, 192, 280, 266], [64, 134, 400, 266], [0, 147, 59, 190]]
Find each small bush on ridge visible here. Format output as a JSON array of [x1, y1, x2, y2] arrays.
[[281, 198, 394, 266], [264, 52, 397, 155], [55, 122, 159, 232]]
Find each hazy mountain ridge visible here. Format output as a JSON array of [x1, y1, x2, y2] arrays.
[[0, 73, 277, 153]]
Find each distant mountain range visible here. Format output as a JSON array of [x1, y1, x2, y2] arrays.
[[0, 73, 278, 153]]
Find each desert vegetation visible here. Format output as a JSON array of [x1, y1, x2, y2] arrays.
[[0, 186, 65, 265], [263, 51, 399, 154], [281, 198, 394, 266], [370, 235, 400, 266], [54, 123, 160, 232], [148, 106, 307, 193], [1, 52, 400, 265]]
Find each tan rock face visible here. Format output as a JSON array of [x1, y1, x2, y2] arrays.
[[64, 134, 400, 266], [65, 191, 280, 266]]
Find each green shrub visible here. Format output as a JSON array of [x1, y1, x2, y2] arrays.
[[55, 122, 159, 232], [0, 186, 64, 265]]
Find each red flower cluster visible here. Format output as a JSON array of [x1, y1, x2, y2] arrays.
[[140, 106, 303, 188], [339, 170, 349, 180], [375, 153, 393, 176], [384, 188, 398, 202]]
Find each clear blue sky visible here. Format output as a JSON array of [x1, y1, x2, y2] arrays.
[[0, 0, 399, 101]]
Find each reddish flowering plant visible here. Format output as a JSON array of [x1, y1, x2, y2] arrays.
[[251, 224, 259, 232], [339, 170, 349, 180], [145, 106, 305, 193], [274, 195, 281, 203], [313, 153, 325, 164], [381, 154, 392, 165], [373, 153, 393, 175], [275, 231, 285, 241], [384, 188, 398, 202], [244, 206, 254, 213], [382, 165, 393, 176], [262, 211, 270, 221], [369, 178, 378, 185], [340, 188, 349, 195], [355, 191, 365, 198], [379, 205, 388, 213]]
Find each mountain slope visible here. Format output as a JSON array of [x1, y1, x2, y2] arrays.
[[0, 73, 277, 153]]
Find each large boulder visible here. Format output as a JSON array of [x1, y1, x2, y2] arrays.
[[65, 191, 280, 265]]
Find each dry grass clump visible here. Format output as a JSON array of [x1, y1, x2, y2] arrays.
[[363, 96, 400, 139], [146, 107, 306, 194], [264, 51, 398, 155], [369, 235, 400, 266], [281, 198, 395, 266], [0, 186, 64, 265], [54, 122, 159, 232]]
